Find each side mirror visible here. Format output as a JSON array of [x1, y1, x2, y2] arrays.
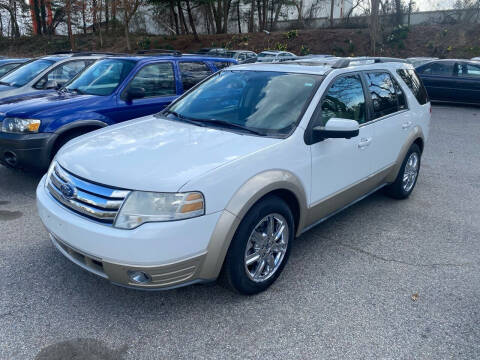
[[312, 118, 359, 142], [125, 87, 145, 102], [44, 80, 59, 90]]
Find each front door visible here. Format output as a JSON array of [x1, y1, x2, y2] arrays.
[[116, 61, 178, 121], [309, 73, 373, 209]]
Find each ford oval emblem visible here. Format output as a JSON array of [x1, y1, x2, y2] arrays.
[[60, 183, 76, 199]]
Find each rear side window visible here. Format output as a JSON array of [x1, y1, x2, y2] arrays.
[[126, 62, 176, 97], [179, 62, 212, 91], [419, 62, 454, 76], [320, 74, 366, 125], [364, 72, 399, 119], [213, 61, 232, 70], [397, 69, 428, 105]]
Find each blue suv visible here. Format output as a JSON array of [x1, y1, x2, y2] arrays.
[[0, 54, 235, 170]]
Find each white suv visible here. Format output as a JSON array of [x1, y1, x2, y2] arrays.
[[36, 59, 431, 295]]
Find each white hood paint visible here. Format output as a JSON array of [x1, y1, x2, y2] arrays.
[[57, 116, 280, 192]]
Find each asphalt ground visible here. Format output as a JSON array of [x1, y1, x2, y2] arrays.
[[0, 105, 479, 359]]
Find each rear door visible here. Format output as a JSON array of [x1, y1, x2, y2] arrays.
[[416, 61, 455, 102], [177, 61, 213, 92], [116, 61, 178, 120], [361, 71, 409, 172], [455, 61, 480, 104]]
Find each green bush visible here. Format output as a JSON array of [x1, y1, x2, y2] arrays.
[[285, 30, 298, 40], [300, 45, 310, 56]]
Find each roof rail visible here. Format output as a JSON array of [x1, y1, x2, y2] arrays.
[[331, 57, 408, 68], [136, 49, 182, 56], [48, 51, 125, 57]]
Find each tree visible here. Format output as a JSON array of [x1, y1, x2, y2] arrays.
[[121, 0, 143, 50], [369, 0, 380, 55], [330, 0, 334, 27]]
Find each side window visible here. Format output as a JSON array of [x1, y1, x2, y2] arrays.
[[420, 62, 454, 76], [213, 61, 232, 70], [319, 74, 366, 126], [393, 78, 407, 110], [179, 62, 212, 91], [397, 69, 428, 105], [125, 62, 176, 98], [364, 72, 398, 119], [35, 60, 92, 89], [0, 63, 20, 77], [460, 63, 480, 78]]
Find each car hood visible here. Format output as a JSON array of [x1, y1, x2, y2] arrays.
[[57, 116, 280, 192], [3, 91, 98, 118]]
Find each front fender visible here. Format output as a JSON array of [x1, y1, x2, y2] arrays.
[[198, 170, 308, 280]]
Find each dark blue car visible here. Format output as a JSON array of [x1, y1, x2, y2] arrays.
[[0, 58, 30, 78], [0, 54, 236, 170], [416, 59, 480, 105]]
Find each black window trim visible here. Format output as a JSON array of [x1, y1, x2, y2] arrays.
[[120, 60, 177, 101], [359, 69, 409, 127], [304, 70, 367, 145]]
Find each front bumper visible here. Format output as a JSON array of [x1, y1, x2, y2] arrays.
[[36, 176, 226, 289], [0, 131, 57, 170]]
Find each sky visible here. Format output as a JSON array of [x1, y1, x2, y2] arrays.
[[416, 0, 456, 11]]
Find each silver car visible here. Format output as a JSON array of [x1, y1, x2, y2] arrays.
[[0, 53, 104, 100]]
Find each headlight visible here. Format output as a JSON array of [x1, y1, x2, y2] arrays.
[[1, 117, 41, 133], [115, 191, 205, 229]]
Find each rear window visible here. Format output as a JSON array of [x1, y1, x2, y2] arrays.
[[397, 69, 429, 105]]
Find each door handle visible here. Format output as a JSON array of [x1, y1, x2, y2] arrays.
[[358, 137, 372, 149], [402, 121, 413, 129]]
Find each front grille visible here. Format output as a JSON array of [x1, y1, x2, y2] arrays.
[[47, 163, 130, 225]]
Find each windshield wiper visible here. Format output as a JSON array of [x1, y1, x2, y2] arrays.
[[161, 110, 206, 127], [192, 118, 265, 136]]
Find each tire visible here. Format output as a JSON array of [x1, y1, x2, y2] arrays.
[[384, 143, 421, 199], [220, 195, 294, 295]]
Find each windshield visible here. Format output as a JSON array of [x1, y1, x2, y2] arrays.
[[65, 59, 136, 96], [0, 59, 53, 87], [258, 53, 274, 58], [167, 70, 320, 137], [0, 63, 20, 77]]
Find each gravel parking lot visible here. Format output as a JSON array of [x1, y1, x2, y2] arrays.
[[0, 105, 479, 360]]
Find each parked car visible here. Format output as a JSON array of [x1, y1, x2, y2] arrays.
[[471, 57, 480, 61], [256, 51, 296, 62], [0, 58, 30, 78], [0, 54, 236, 170], [407, 57, 438, 67], [416, 59, 480, 105], [36, 58, 430, 294], [196, 48, 228, 56], [225, 50, 257, 64], [0, 53, 103, 100]]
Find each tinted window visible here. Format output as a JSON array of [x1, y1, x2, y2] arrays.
[[397, 69, 428, 105], [0, 59, 54, 87], [168, 70, 320, 137], [126, 62, 175, 98], [393, 79, 407, 110], [35, 60, 93, 89], [0, 63, 20, 77], [420, 62, 454, 76], [365, 72, 398, 119], [459, 63, 480, 78], [213, 61, 232, 70], [65, 59, 136, 96], [320, 75, 366, 126], [179, 62, 212, 91]]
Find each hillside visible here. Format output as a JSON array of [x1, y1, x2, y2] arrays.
[[1, 23, 480, 59]]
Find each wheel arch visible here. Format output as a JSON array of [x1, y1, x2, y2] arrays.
[[198, 170, 308, 280]]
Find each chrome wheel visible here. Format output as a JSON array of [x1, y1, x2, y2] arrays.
[[244, 213, 289, 283], [402, 152, 419, 193]]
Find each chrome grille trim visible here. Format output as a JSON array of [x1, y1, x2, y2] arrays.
[[47, 163, 130, 224]]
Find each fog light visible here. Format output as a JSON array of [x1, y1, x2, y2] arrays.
[[127, 270, 152, 284]]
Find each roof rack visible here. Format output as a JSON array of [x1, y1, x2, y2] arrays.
[[48, 51, 126, 57], [136, 49, 182, 56], [331, 57, 407, 68]]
